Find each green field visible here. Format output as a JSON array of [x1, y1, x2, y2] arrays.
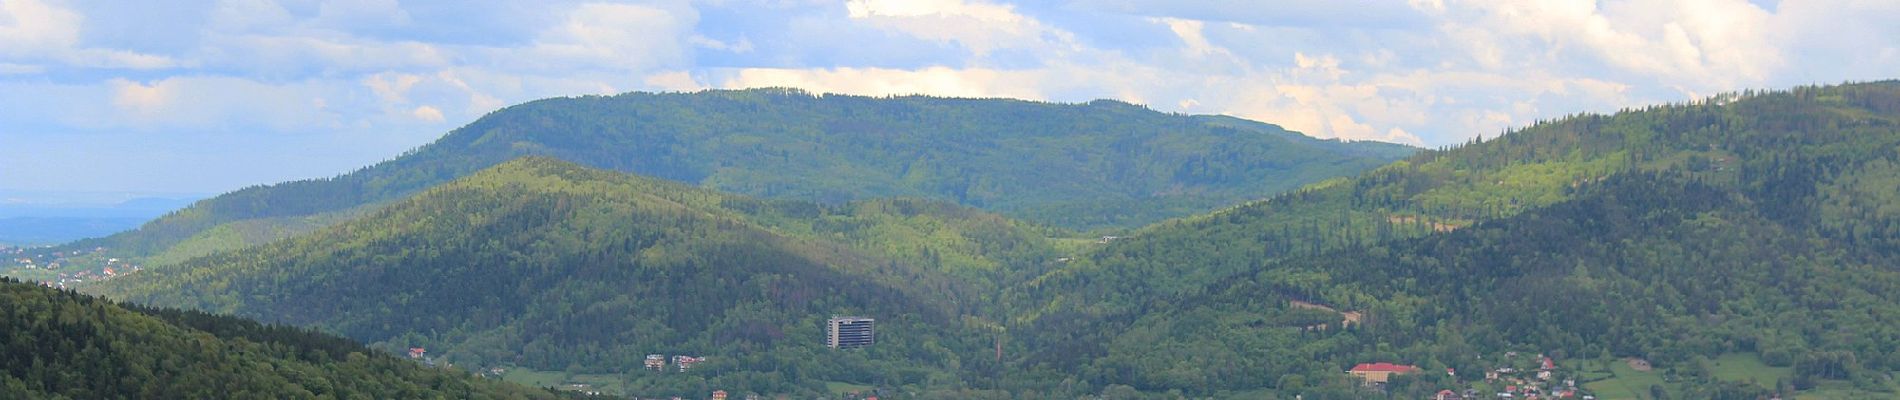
[[501, 368, 628, 396], [1796, 380, 1892, 400], [1582, 359, 1666, 400], [499, 369, 568, 389], [1580, 354, 1894, 400], [825, 381, 875, 396]]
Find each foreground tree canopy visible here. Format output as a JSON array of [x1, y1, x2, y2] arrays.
[[0, 278, 578, 399]]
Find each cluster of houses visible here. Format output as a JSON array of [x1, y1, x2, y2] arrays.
[[631, 390, 760, 400], [644, 354, 706, 372], [6, 247, 143, 289], [1477, 353, 1591, 399], [1349, 352, 1596, 399]]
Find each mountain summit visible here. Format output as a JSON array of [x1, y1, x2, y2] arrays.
[[74, 89, 1413, 265]]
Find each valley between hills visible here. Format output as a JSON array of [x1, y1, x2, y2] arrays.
[[7, 82, 1900, 399]]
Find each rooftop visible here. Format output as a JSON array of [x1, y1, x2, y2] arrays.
[[1350, 362, 1421, 373]]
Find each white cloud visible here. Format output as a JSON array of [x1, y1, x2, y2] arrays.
[[204, 34, 449, 73], [689, 35, 753, 53], [844, 0, 1075, 59], [719, 66, 1045, 99], [845, 0, 1021, 20], [364, 72, 425, 104], [1433, 0, 1777, 93], [523, 2, 696, 72], [1157, 18, 1227, 58], [1072, 0, 1431, 28], [105, 77, 342, 131], [1765, 0, 1900, 82], [110, 78, 168, 118], [431, 70, 510, 114], [410, 105, 445, 122], [0, 0, 178, 69], [0, 0, 82, 55], [643, 71, 704, 92], [8, 0, 1900, 197]]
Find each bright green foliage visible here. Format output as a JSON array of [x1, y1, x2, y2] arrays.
[[1048, 174, 1899, 397], [1010, 81, 1900, 397], [62, 90, 1412, 264], [98, 157, 1062, 397], [0, 277, 575, 400], [1011, 81, 1900, 323], [47, 81, 1900, 398]]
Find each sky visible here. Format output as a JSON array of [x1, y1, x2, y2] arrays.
[[2, 0, 1898, 204]]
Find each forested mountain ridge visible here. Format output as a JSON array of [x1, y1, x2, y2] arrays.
[[53, 82, 1900, 398], [1010, 80, 1900, 323], [1007, 81, 1900, 398], [0, 277, 577, 399], [58, 89, 1414, 266], [1024, 173, 1900, 398], [97, 157, 1059, 397]]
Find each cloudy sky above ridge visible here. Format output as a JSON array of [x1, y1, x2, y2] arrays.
[[3, 0, 1897, 201]]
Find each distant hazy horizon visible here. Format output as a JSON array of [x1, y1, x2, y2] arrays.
[[5, 0, 1898, 202]]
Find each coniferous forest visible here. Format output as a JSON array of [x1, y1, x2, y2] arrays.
[[53, 90, 1412, 268], [6, 81, 1900, 399], [0, 277, 584, 399]]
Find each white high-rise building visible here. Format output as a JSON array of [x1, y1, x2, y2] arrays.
[[826, 316, 875, 349]]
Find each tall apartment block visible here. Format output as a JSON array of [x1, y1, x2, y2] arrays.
[[826, 316, 875, 349]]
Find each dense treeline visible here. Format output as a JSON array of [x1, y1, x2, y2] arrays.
[[1004, 81, 1900, 397], [0, 277, 576, 399], [1010, 81, 1900, 327], [1026, 173, 1900, 397], [55, 81, 1900, 398], [99, 157, 1061, 398], [56, 89, 1412, 266]]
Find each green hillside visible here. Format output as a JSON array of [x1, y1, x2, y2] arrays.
[[1008, 81, 1900, 398], [99, 157, 1063, 398], [0, 277, 574, 399], [1031, 173, 1899, 398], [61, 89, 1412, 266], [57, 82, 1900, 399], [1011, 81, 1900, 321]]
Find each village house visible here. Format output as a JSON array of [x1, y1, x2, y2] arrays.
[[1347, 362, 1420, 384], [673, 355, 704, 371], [644, 354, 666, 371]]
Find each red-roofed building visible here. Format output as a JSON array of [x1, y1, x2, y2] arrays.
[[1348, 362, 1421, 384]]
